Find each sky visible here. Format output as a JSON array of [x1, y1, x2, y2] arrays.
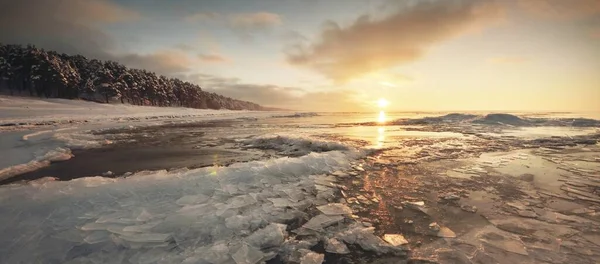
[[0, 0, 599, 112]]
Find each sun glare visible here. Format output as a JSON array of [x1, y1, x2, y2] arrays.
[[377, 98, 389, 108]]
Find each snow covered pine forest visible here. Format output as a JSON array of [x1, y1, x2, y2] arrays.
[[0, 44, 264, 110]]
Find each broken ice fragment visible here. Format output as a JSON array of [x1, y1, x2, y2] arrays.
[[517, 210, 537, 218], [119, 233, 171, 243], [406, 201, 425, 207], [232, 244, 265, 264], [429, 222, 441, 232], [325, 237, 350, 254], [136, 209, 153, 222], [383, 234, 408, 246], [300, 251, 324, 264], [353, 166, 365, 172], [83, 231, 110, 244], [317, 203, 353, 215], [246, 223, 287, 249], [437, 227, 456, 238], [460, 205, 478, 213], [440, 194, 460, 201], [506, 201, 528, 211], [302, 214, 344, 231], [175, 194, 210, 205], [268, 198, 295, 208]]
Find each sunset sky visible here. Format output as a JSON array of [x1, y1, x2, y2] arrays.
[[1, 0, 599, 112]]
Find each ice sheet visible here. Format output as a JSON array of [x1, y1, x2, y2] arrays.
[[0, 151, 352, 263]]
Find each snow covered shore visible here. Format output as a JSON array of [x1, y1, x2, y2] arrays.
[[0, 96, 284, 181], [0, 95, 276, 126]]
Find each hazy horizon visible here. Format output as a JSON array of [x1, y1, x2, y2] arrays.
[[1, 0, 598, 112]]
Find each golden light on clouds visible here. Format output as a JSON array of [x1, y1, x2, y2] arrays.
[[286, 0, 505, 82]]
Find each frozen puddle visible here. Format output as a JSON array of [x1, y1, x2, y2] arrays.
[[0, 151, 368, 263]]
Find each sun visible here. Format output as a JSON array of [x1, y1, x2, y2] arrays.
[[377, 98, 389, 108]]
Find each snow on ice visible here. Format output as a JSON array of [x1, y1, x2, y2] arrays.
[[0, 150, 366, 263]]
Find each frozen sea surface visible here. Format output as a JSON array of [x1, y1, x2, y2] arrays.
[[2, 97, 600, 263], [0, 151, 355, 263]]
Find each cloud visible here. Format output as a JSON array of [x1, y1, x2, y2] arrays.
[[488, 56, 528, 64], [182, 73, 363, 111], [175, 43, 196, 51], [185, 11, 282, 40], [0, 0, 197, 75], [0, 0, 139, 58], [198, 53, 229, 63], [518, 0, 600, 19], [228, 12, 282, 30], [285, 0, 505, 83], [113, 50, 193, 74], [184, 12, 222, 22], [592, 28, 600, 39]]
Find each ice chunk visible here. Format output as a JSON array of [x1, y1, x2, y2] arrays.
[[268, 198, 295, 208], [300, 251, 324, 264], [406, 201, 425, 207], [226, 194, 257, 209], [225, 215, 253, 232], [336, 225, 406, 255], [282, 188, 306, 202], [136, 209, 153, 222], [331, 170, 349, 178], [231, 244, 265, 264], [119, 233, 171, 243], [324, 238, 350, 254], [83, 231, 110, 244], [437, 227, 456, 238], [383, 234, 408, 246], [123, 221, 161, 232], [517, 210, 537, 218], [302, 214, 344, 231], [317, 203, 353, 215], [175, 194, 210, 205], [246, 223, 287, 249]]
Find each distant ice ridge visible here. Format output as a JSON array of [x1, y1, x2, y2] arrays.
[[272, 112, 319, 118], [240, 135, 352, 157], [395, 113, 600, 127], [0, 151, 355, 263]]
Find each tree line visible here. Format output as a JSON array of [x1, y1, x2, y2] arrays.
[[0, 44, 265, 110]]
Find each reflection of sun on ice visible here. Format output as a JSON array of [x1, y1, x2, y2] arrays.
[[377, 98, 389, 108], [377, 127, 385, 148], [378, 111, 386, 123]]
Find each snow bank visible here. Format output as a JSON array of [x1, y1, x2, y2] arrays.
[[0, 151, 354, 263], [0, 95, 278, 127]]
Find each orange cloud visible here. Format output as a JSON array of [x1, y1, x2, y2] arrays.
[[185, 12, 221, 23], [518, 0, 600, 19], [228, 12, 282, 29], [591, 28, 600, 39], [488, 56, 528, 64], [286, 0, 504, 83], [118, 50, 193, 74], [198, 53, 229, 63], [185, 11, 282, 29]]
